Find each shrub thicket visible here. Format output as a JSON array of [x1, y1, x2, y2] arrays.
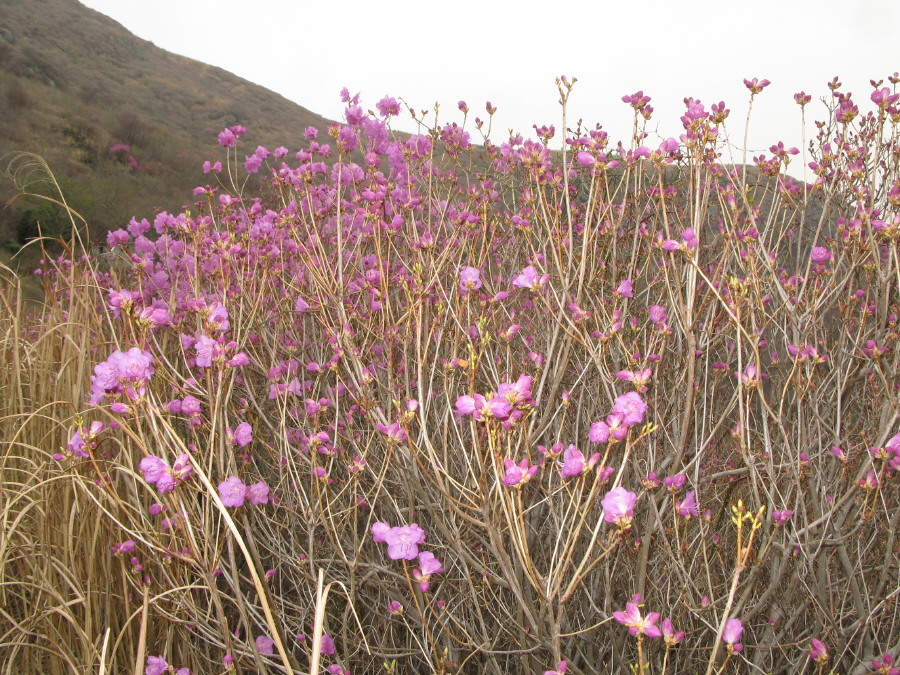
[[2, 76, 899, 674]]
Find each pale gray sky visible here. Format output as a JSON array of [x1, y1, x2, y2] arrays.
[[80, 0, 898, 179]]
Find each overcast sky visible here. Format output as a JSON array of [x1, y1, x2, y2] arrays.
[[80, 0, 898, 179]]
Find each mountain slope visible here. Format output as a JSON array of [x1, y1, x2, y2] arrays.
[[0, 0, 336, 249]]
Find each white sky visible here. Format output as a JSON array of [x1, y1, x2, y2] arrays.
[[80, 0, 898, 179]]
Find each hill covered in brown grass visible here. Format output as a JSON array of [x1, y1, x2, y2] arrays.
[[0, 0, 336, 255]]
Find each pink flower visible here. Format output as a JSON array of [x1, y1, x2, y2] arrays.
[[319, 633, 335, 655], [459, 266, 482, 292], [676, 491, 699, 519], [512, 265, 549, 291], [735, 364, 760, 387], [772, 509, 793, 525], [387, 600, 404, 615], [455, 393, 484, 418], [194, 334, 217, 368], [247, 481, 270, 506], [155, 473, 176, 494], [612, 391, 647, 426], [376, 96, 400, 117], [218, 476, 247, 508], [588, 420, 610, 443], [722, 618, 744, 652], [145, 656, 169, 675], [255, 635, 274, 655], [663, 473, 687, 491], [810, 638, 828, 663], [615, 278, 633, 298], [139, 455, 167, 484], [543, 661, 567, 675], [642, 473, 661, 489], [659, 137, 679, 154], [559, 445, 599, 479], [171, 454, 192, 482], [485, 395, 512, 420], [375, 421, 408, 443], [743, 77, 771, 94], [496, 374, 534, 405], [372, 522, 427, 560], [413, 550, 443, 591], [859, 470, 879, 490], [502, 458, 539, 487], [661, 618, 685, 646], [810, 246, 832, 263], [602, 487, 637, 527], [612, 602, 662, 638], [217, 128, 236, 147], [576, 151, 595, 166], [89, 348, 154, 404], [229, 421, 253, 447], [371, 521, 391, 543]]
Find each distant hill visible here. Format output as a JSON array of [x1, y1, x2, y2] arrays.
[[0, 0, 336, 253]]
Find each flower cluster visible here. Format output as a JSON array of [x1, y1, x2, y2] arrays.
[[588, 392, 648, 443], [372, 522, 443, 592], [217, 476, 270, 508], [89, 347, 154, 407], [139, 454, 193, 494], [612, 597, 684, 645], [455, 374, 534, 426]]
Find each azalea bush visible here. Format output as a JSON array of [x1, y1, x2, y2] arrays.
[[2, 74, 900, 674]]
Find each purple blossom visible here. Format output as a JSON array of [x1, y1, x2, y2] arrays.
[[676, 491, 699, 518], [496, 374, 534, 405], [512, 265, 549, 291], [145, 656, 168, 675], [602, 487, 637, 527], [743, 77, 771, 94], [459, 266, 482, 292], [247, 481, 270, 506], [663, 473, 687, 492], [810, 638, 828, 663], [413, 550, 443, 591], [648, 305, 667, 323], [139, 455, 167, 484], [810, 246, 832, 263], [642, 472, 661, 489], [372, 522, 426, 560], [661, 618, 685, 646], [217, 128, 236, 147], [218, 476, 247, 508], [611, 392, 648, 426], [375, 421, 408, 443], [171, 453, 192, 483], [255, 635, 274, 655], [502, 458, 539, 487], [319, 633, 335, 655], [588, 420, 611, 443], [559, 445, 599, 478], [194, 334, 217, 368], [612, 602, 662, 638], [89, 348, 154, 404], [722, 618, 744, 652], [229, 421, 253, 447], [772, 509, 793, 525], [615, 278, 634, 298], [376, 96, 400, 117], [181, 395, 202, 417]]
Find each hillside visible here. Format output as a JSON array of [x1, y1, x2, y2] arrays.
[[0, 0, 336, 256]]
